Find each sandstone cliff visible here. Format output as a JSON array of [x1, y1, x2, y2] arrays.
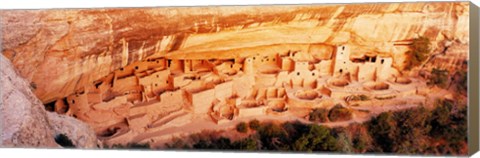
[[0, 54, 98, 148], [0, 2, 470, 103]]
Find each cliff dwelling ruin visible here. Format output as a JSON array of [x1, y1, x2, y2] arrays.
[[1, 1, 471, 150], [43, 43, 433, 147]]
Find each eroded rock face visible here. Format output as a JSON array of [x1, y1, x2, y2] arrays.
[[0, 2, 470, 103], [0, 54, 98, 148]]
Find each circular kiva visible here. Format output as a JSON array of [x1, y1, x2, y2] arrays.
[[363, 81, 389, 90], [328, 78, 349, 87], [294, 89, 319, 100], [394, 77, 412, 84], [268, 101, 287, 112]]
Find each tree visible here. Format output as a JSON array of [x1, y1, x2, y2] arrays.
[[429, 99, 453, 138], [352, 136, 367, 152], [191, 137, 233, 150], [257, 123, 288, 150], [233, 137, 259, 150], [425, 99, 468, 155], [392, 106, 431, 153], [165, 138, 190, 149], [336, 132, 354, 153], [292, 124, 337, 152], [211, 137, 233, 149], [192, 140, 211, 149], [367, 112, 397, 152]]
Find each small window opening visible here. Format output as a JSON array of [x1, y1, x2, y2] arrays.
[[95, 82, 102, 89]]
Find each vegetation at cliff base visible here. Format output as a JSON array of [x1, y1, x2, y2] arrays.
[[236, 122, 248, 133], [162, 99, 467, 155], [110, 142, 151, 149], [309, 108, 329, 123], [249, 119, 261, 130], [428, 68, 449, 88], [309, 104, 352, 123]]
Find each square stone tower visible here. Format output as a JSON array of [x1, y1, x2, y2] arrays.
[[333, 45, 351, 76]]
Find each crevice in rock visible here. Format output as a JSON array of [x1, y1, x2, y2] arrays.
[[54, 133, 75, 148]]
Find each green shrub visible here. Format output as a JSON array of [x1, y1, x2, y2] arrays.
[[128, 143, 150, 149], [166, 100, 468, 155], [367, 112, 396, 152], [236, 122, 248, 133], [429, 68, 449, 88], [233, 137, 258, 150], [292, 124, 337, 152], [257, 123, 288, 150], [429, 99, 454, 138], [454, 70, 468, 93], [309, 108, 329, 123], [328, 105, 352, 122], [248, 119, 261, 130], [111, 142, 150, 149], [352, 136, 367, 151], [165, 139, 190, 149], [192, 140, 211, 149]]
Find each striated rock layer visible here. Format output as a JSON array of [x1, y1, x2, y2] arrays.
[[0, 54, 98, 148], [0, 2, 470, 103]]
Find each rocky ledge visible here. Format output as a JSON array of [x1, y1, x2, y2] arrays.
[[0, 54, 98, 148]]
